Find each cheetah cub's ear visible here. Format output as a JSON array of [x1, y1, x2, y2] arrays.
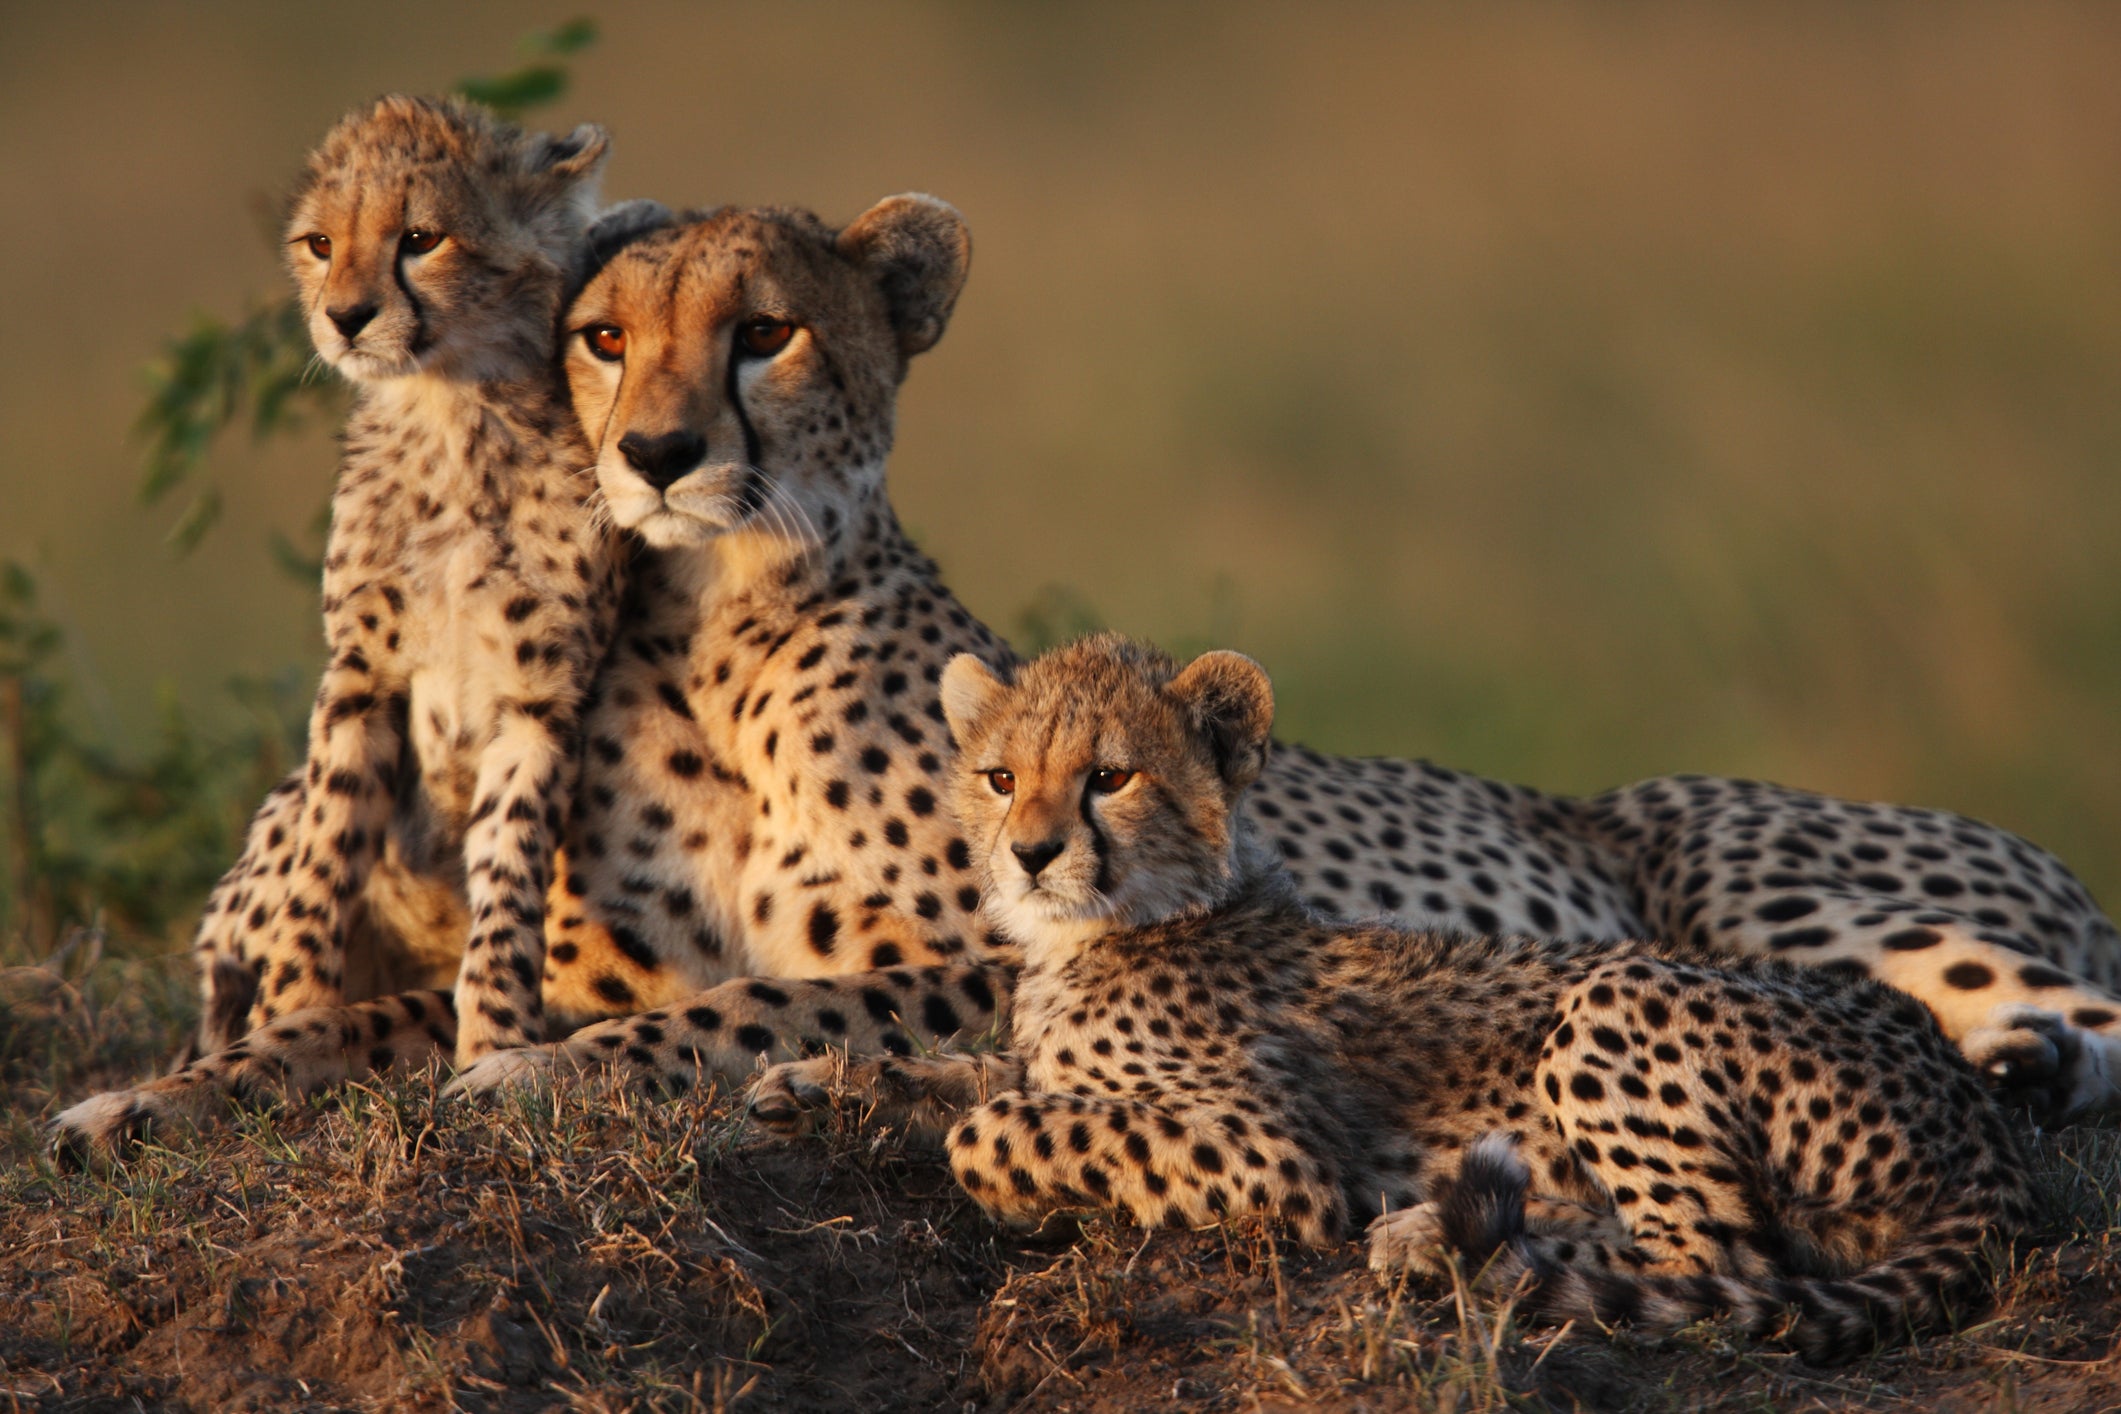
[[523, 122, 612, 181], [939, 653, 1011, 744], [1165, 651, 1275, 791], [836, 194, 972, 359]]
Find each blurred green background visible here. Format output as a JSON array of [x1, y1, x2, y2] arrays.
[[3, 2, 2118, 954]]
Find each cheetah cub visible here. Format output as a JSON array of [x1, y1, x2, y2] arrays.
[[757, 633, 2034, 1363], [54, 96, 653, 1156]]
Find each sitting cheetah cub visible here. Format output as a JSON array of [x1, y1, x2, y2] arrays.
[[757, 633, 2034, 1363], [53, 96, 656, 1157]]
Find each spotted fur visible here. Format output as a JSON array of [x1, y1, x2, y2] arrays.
[[758, 635, 2036, 1364], [452, 196, 2120, 1122], [52, 96, 643, 1158]]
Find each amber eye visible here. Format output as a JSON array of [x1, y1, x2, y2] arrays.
[[1087, 768, 1135, 795], [582, 324, 626, 362], [303, 233, 331, 260], [401, 229, 443, 255], [737, 317, 796, 358], [986, 770, 1016, 796]]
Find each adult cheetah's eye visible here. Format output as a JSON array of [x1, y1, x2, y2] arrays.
[[986, 770, 1015, 796], [583, 324, 626, 362], [738, 318, 796, 358], [400, 229, 443, 256], [303, 233, 332, 260], [1087, 768, 1135, 796]]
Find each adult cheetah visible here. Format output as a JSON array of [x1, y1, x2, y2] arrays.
[[450, 198, 2121, 1122], [753, 634, 2036, 1364]]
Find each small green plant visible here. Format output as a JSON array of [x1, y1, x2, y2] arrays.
[[0, 561, 307, 957]]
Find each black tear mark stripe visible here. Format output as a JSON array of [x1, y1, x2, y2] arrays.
[[390, 232, 432, 355], [1078, 782, 1113, 896]]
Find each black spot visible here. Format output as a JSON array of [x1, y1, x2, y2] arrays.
[[923, 996, 962, 1035], [1943, 962, 1995, 990]]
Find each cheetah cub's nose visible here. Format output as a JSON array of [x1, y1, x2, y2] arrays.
[[1012, 839, 1065, 880], [618, 430, 709, 491], [327, 301, 379, 339]]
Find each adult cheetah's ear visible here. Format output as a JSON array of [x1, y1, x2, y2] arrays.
[[1166, 651, 1275, 791], [836, 194, 972, 359], [939, 654, 1009, 744], [529, 122, 612, 182]]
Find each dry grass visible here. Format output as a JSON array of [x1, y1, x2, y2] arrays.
[[5, 950, 2121, 1412]]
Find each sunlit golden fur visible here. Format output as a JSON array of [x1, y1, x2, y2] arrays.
[[940, 635, 1277, 967], [286, 93, 610, 383], [565, 195, 968, 552]]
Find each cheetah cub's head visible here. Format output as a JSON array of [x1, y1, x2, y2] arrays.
[[287, 94, 611, 383], [940, 633, 1277, 964], [563, 197, 970, 552]]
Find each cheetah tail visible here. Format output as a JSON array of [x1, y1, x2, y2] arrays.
[[1523, 1221, 1994, 1364], [1432, 1131, 1534, 1271], [1438, 1133, 2001, 1363]]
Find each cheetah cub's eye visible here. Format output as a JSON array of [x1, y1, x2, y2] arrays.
[[1087, 769, 1135, 795], [302, 233, 332, 260], [986, 770, 1016, 796], [582, 324, 626, 362], [400, 229, 443, 256], [737, 318, 796, 358]]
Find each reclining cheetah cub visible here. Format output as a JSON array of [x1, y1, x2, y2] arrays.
[[452, 197, 2121, 1120], [755, 634, 2035, 1364], [53, 95, 660, 1155]]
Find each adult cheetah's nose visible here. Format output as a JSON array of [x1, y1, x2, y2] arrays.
[[1012, 839, 1065, 880], [327, 301, 379, 340], [618, 430, 708, 491]]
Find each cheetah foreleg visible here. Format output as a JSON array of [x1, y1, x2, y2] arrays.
[[945, 1094, 1348, 1246], [444, 961, 1014, 1098], [750, 1051, 1024, 1138], [452, 714, 570, 1062]]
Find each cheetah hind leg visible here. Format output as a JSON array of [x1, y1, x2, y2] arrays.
[[1963, 1003, 2117, 1121], [51, 989, 456, 1168]]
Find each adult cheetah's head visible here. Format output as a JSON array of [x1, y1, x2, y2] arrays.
[[286, 94, 611, 383], [939, 633, 1276, 962], [561, 196, 970, 552]]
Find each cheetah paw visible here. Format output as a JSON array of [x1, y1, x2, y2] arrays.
[[1963, 1004, 2117, 1122], [749, 1057, 842, 1137], [443, 1045, 559, 1098], [1367, 1202, 1455, 1278], [49, 1090, 160, 1170]]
